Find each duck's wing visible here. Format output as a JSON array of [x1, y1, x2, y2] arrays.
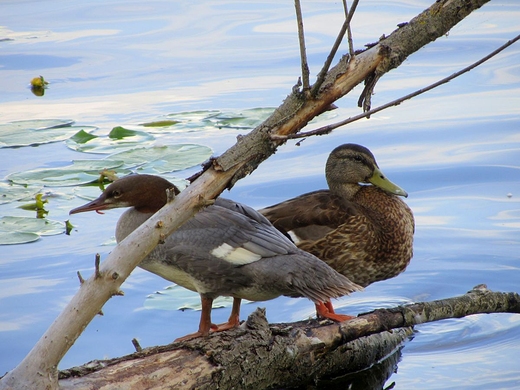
[[259, 190, 359, 241], [169, 197, 297, 267]]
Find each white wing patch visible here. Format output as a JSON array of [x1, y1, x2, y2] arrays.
[[211, 243, 262, 265], [288, 230, 302, 245]]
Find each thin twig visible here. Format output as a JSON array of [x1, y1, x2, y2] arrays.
[[94, 253, 101, 279], [272, 34, 520, 140], [311, 0, 359, 96], [342, 0, 355, 57], [294, 0, 310, 92]]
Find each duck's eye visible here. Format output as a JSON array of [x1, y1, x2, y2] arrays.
[[112, 189, 122, 198], [353, 155, 363, 163]]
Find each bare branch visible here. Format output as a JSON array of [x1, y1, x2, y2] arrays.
[[342, 0, 355, 57], [273, 33, 520, 140], [312, 0, 359, 96], [294, 0, 310, 92], [94, 253, 101, 279]]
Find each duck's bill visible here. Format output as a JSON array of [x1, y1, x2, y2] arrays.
[[368, 167, 408, 198], [69, 197, 108, 215]]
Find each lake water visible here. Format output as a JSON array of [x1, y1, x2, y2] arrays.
[[1, 1, 520, 388]]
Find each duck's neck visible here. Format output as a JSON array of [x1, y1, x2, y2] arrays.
[[328, 181, 362, 200], [115, 207, 154, 243]]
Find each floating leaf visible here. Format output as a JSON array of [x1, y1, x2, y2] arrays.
[[140, 120, 180, 128], [66, 126, 154, 153], [0, 119, 97, 148], [0, 231, 40, 245], [18, 193, 49, 218], [0, 216, 64, 245], [109, 144, 213, 174], [65, 220, 74, 235], [209, 107, 275, 129], [0, 182, 42, 205], [6, 159, 127, 187], [143, 284, 236, 311], [69, 129, 97, 144], [141, 111, 221, 134], [30, 76, 49, 88]]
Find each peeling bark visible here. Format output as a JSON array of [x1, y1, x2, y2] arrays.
[[55, 287, 520, 389]]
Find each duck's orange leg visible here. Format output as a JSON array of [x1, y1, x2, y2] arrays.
[[175, 295, 215, 342], [175, 297, 242, 342], [211, 297, 242, 332], [315, 301, 355, 322]]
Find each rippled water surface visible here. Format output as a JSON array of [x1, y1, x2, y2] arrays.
[[1, 1, 520, 388]]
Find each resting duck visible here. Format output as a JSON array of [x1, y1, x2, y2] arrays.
[[260, 144, 415, 320], [70, 174, 362, 341]]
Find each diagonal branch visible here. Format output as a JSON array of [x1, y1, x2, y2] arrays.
[[272, 33, 520, 141]]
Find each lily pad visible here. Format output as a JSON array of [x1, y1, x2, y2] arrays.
[[140, 120, 180, 128], [66, 126, 155, 154], [0, 182, 43, 205], [208, 107, 275, 129], [142, 109, 275, 134], [110, 144, 213, 174], [144, 284, 236, 311], [0, 216, 64, 245], [6, 159, 127, 187], [0, 119, 98, 148], [140, 110, 222, 134]]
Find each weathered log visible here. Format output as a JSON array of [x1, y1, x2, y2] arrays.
[[56, 286, 520, 389]]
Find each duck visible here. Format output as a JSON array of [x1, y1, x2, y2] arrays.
[[259, 143, 415, 320], [70, 174, 362, 341]]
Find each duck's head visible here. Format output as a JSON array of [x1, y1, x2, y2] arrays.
[[325, 143, 408, 198], [69, 174, 180, 215]]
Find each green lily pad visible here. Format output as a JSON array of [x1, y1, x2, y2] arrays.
[[0, 216, 64, 245], [66, 126, 155, 154], [208, 107, 275, 129], [0, 182, 43, 205], [6, 159, 127, 187], [144, 284, 236, 311], [140, 120, 180, 128], [0, 231, 40, 245], [142, 109, 275, 134], [110, 144, 213, 174], [0, 119, 98, 148], [141, 110, 221, 134]]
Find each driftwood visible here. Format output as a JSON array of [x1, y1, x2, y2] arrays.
[[0, 1, 494, 389], [56, 286, 520, 389]]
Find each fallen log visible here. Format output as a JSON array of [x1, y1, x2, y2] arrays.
[[57, 286, 520, 389]]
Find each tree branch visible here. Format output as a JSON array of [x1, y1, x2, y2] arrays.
[[56, 286, 520, 389], [311, 0, 359, 96], [272, 33, 520, 140], [294, 0, 310, 92]]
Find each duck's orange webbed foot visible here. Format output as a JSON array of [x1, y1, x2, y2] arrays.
[[315, 301, 355, 322]]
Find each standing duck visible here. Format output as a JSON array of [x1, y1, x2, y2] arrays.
[[70, 174, 362, 341], [259, 144, 415, 320]]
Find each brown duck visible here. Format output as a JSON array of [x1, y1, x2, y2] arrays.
[[259, 143, 415, 321]]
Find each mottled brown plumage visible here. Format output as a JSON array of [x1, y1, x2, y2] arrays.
[[260, 143, 415, 290]]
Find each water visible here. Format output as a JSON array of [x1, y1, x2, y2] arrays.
[[1, 1, 520, 388]]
